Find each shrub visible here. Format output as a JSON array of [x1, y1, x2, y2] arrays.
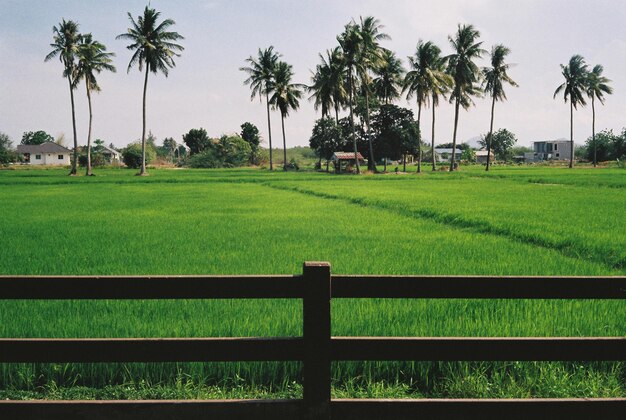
[[122, 143, 156, 168]]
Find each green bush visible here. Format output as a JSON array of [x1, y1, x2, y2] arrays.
[[186, 149, 223, 168], [122, 143, 156, 169]]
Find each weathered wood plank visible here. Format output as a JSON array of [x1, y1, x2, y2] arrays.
[[0, 400, 304, 420], [332, 337, 626, 361], [332, 275, 626, 299], [331, 398, 626, 420], [0, 338, 303, 362], [0, 275, 303, 299]]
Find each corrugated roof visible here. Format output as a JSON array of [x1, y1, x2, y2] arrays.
[[333, 152, 365, 160], [434, 148, 462, 154], [16, 142, 71, 154]]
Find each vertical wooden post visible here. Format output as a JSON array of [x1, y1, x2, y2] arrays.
[[303, 262, 332, 420]]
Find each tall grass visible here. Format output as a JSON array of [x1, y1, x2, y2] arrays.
[[0, 167, 624, 399]]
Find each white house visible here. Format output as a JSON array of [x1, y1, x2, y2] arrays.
[[16, 142, 71, 165], [100, 145, 121, 163]]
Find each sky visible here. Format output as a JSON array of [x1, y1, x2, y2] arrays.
[[1, 0, 625, 149]]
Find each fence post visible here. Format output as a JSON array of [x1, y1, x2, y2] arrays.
[[303, 261, 332, 420]]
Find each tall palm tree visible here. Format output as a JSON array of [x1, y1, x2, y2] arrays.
[[554, 55, 588, 169], [337, 22, 364, 174], [74, 34, 116, 176], [241, 47, 280, 170], [308, 54, 334, 119], [117, 6, 184, 176], [373, 49, 404, 105], [404, 40, 451, 173], [327, 47, 348, 124], [45, 19, 81, 176], [482, 44, 518, 171], [586, 64, 613, 167], [357, 16, 389, 171], [268, 61, 304, 170], [446, 24, 485, 171]]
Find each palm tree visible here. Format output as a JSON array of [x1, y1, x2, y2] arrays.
[[482, 44, 518, 171], [373, 49, 404, 105], [268, 61, 304, 170], [586, 64, 613, 167], [308, 54, 334, 119], [117, 6, 184, 176], [241, 47, 280, 170], [404, 40, 451, 173], [554, 55, 588, 169], [45, 19, 81, 176], [357, 16, 389, 171], [446, 24, 485, 171], [74, 34, 116, 176], [337, 22, 364, 174], [327, 47, 348, 124]]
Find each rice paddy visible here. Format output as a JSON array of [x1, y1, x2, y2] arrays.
[[0, 166, 624, 399]]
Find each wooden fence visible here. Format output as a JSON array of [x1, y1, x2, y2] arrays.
[[1, 262, 625, 419]]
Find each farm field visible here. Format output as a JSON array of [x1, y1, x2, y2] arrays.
[[0, 166, 624, 399]]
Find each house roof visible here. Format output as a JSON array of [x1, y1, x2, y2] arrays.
[[333, 152, 365, 160], [16, 142, 71, 154], [434, 148, 463, 154], [100, 145, 120, 155], [475, 150, 494, 157]]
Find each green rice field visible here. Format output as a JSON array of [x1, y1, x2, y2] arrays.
[[0, 166, 624, 399]]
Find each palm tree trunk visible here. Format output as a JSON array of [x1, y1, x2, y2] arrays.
[[365, 90, 375, 171], [403, 154, 406, 172], [450, 99, 460, 172], [68, 75, 78, 176], [431, 98, 437, 171], [281, 113, 287, 171], [348, 71, 360, 174], [86, 83, 94, 176], [486, 94, 496, 172], [139, 65, 149, 176], [569, 100, 574, 169], [592, 96, 596, 167], [266, 91, 273, 171], [417, 102, 422, 173], [335, 103, 340, 125]]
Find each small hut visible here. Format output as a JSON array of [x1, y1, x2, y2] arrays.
[[331, 152, 365, 173]]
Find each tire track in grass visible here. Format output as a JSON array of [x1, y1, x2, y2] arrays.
[[262, 182, 625, 273]]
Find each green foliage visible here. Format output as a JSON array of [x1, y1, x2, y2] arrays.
[[584, 129, 626, 162], [371, 104, 420, 161], [186, 135, 252, 168], [309, 118, 345, 164], [240, 122, 260, 151], [21, 130, 54, 145], [121, 142, 156, 168], [461, 148, 476, 162], [183, 128, 212, 155], [0, 132, 16, 164], [479, 129, 517, 161]]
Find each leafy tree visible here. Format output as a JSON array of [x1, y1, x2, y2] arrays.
[[309, 117, 344, 171], [122, 142, 156, 168], [554, 55, 588, 169], [241, 47, 280, 170], [461, 148, 476, 163], [268, 61, 304, 170], [583, 129, 626, 162], [218, 135, 252, 167], [446, 24, 485, 171], [183, 128, 212, 155], [371, 104, 419, 171], [240, 122, 261, 164], [0, 132, 16, 164], [482, 44, 518, 171], [45, 19, 81, 175], [585, 64, 613, 167], [21, 131, 54, 145], [117, 6, 184, 176], [478, 128, 517, 161], [74, 33, 116, 176], [160, 137, 177, 160]]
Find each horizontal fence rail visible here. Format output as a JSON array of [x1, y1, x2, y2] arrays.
[[1, 262, 625, 420]]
